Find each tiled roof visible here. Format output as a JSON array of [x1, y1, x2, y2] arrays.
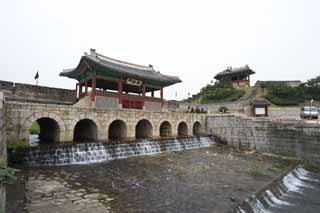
[[60, 49, 181, 85], [214, 65, 255, 79]]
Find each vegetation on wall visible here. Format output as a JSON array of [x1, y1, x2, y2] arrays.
[[0, 161, 17, 184], [262, 76, 320, 106], [188, 82, 245, 104], [265, 85, 305, 106]]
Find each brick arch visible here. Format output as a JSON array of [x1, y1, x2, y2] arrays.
[[23, 111, 66, 132], [69, 114, 101, 132], [133, 117, 156, 132], [192, 120, 203, 136], [159, 120, 173, 137], [108, 119, 127, 140], [176, 120, 189, 137], [22, 111, 66, 143], [135, 118, 154, 139]]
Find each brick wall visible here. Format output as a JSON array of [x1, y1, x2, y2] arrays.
[[207, 115, 320, 165]]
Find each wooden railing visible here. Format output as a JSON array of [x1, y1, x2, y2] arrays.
[[80, 90, 163, 109]]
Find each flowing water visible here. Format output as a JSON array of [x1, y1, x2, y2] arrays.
[[5, 137, 320, 213], [16, 137, 215, 165], [236, 167, 320, 213]]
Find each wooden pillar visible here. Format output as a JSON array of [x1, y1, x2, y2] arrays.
[[85, 80, 88, 95], [76, 83, 79, 99], [142, 82, 146, 108], [79, 83, 83, 97], [248, 74, 250, 87], [118, 79, 123, 104], [160, 87, 164, 108], [91, 75, 96, 101], [142, 83, 146, 97]]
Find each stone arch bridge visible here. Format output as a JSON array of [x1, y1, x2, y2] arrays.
[[5, 102, 206, 144]]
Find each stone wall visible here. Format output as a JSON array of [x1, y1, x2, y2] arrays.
[[0, 80, 76, 103], [145, 101, 161, 111], [95, 96, 118, 109], [5, 101, 206, 144], [268, 107, 300, 118], [0, 92, 6, 164], [207, 115, 320, 165]]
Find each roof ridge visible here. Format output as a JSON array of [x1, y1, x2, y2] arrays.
[[87, 51, 155, 72]]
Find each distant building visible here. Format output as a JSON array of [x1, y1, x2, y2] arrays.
[[214, 65, 255, 89]]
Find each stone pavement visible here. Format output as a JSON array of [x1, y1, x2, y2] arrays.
[[25, 176, 113, 213]]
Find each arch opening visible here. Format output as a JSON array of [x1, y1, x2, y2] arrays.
[[159, 121, 172, 137], [136, 119, 153, 139], [178, 122, 188, 137], [29, 117, 60, 145], [73, 119, 98, 142], [193, 121, 202, 136], [108, 120, 127, 140]]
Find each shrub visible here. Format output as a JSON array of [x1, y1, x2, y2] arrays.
[[219, 106, 229, 114], [7, 139, 29, 151], [265, 85, 305, 106]]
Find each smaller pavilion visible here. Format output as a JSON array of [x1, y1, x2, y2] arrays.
[[214, 65, 255, 88], [60, 49, 181, 111]]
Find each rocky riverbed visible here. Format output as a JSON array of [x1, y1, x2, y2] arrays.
[[6, 145, 295, 212]]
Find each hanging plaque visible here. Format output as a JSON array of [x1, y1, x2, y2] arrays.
[[126, 78, 142, 86]]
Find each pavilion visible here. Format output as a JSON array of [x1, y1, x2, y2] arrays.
[[60, 49, 181, 110], [214, 65, 255, 88]]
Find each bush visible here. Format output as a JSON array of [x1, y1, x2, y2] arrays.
[[265, 85, 305, 106], [219, 106, 229, 114], [7, 139, 29, 151], [304, 86, 320, 100]]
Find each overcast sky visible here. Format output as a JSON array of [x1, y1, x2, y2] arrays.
[[1, 0, 319, 100]]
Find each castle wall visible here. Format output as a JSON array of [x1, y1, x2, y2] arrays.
[[0, 92, 7, 164], [207, 115, 320, 165], [0, 80, 76, 104]]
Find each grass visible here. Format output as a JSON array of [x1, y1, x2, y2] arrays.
[[29, 121, 40, 134], [250, 164, 269, 177]]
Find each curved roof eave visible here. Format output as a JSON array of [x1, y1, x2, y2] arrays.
[[60, 53, 182, 85]]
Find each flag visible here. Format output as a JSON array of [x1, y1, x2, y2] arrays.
[[34, 71, 39, 80]]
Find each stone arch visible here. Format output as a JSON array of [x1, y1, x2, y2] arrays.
[[73, 119, 98, 141], [23, 111, 66, 143], [135, 119, 153, 139], [193, 121, 202, 136], [177, 121, 188, 137], [159, 121, 172, 137], [108, 119, 127, 140]]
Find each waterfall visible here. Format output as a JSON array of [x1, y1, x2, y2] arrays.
[[20, 137, 216, 166], [235, 166, 315, 213]]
